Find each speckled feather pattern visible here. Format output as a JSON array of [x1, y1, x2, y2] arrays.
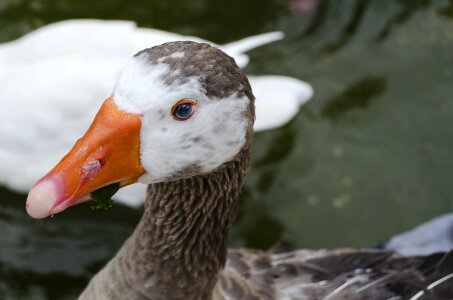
[[213, 249, 453, 300]]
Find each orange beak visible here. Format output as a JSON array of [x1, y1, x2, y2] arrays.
[[26, 97, 145, 219]]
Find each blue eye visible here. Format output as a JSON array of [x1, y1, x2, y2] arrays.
[[175, 104, 192, 118], [172, 99, 196, 120]]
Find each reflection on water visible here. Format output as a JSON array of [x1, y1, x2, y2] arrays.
[[321, 76, 386, 120], [1, 0, 453, 298], [0, 187, 138, 298]]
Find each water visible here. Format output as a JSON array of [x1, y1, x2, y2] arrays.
[[1, 0, 452, 298]]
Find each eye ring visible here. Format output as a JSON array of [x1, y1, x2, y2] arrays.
[[171, 99, 197, 121]]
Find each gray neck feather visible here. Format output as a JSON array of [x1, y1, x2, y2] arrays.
[[79, 143, 252, 300]]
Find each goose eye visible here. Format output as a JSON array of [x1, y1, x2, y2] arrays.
[[172, 99, 196, 121]]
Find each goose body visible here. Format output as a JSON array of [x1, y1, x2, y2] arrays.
[[25, 42, 453, 300], [0, 19, 313, 206]]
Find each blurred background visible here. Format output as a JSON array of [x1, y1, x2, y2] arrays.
[[0, 0, 452, 298]]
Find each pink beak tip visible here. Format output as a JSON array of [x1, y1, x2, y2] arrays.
[[26, 179, 59, 219]]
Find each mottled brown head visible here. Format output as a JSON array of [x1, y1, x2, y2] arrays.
[[135, 41, 254, 100], [114, 41, 255, 183]]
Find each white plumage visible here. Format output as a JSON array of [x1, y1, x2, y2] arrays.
[[0, 19, 313, 206]]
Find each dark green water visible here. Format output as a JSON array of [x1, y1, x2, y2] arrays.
[[1, 0, 453, 298]]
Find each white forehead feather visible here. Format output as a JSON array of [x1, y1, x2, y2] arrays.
[[113, 53, 208, 114]]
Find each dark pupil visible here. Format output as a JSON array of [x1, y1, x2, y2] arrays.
[[175, 103, 193, 119]]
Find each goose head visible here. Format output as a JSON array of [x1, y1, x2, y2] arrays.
[[26, 41, 255, 219]]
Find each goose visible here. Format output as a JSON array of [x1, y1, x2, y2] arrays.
[[25, 42, 453, 300], [377, 213, 453, 257], [0, 19, 313, 207]]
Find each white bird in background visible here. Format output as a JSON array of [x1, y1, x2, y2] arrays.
[[0, 19, 313, 207]]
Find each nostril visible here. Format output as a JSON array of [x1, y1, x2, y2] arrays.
[[82, 159, 102, 179]]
